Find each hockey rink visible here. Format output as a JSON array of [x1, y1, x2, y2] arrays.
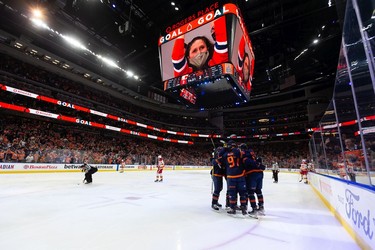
[[0, 170, 360, 250]]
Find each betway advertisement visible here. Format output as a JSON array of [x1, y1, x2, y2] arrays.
[[0, 163, 211, 173]]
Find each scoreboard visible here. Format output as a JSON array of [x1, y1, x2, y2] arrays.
[[158, 3, 254, 109]]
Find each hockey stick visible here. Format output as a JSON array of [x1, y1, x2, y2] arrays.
[[210, 137, 216, 194], [210, 137, 216, 150]]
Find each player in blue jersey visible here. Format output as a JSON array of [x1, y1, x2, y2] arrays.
[[210, 147, 227, 211], [225, 140, 247, 216], [241, 143, 265, 216]]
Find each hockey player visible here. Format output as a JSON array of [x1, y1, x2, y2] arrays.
[[210, 147, 227, 211], [271, 161, 280, 183], [299, 159, 309, 184], [154, 155, 165, 182], [80, 161, 98, 184], [225, 141, 247, 216], [241, 143, 265, 217], [119, 159, 126, 173], [216, 142, 231, 210]]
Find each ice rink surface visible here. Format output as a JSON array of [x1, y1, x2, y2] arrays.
[[0, 170, 360, 250]]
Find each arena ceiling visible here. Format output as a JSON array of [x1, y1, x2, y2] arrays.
[[0, 0, 343, 100]]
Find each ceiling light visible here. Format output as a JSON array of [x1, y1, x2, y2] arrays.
[[175, 7, 179, 11], [30, 17, 49, 30], [294, 48, 308, 60], [126, 70, 134, 77], [61, 35, 88, 50], [29, 10, 142, 81], [14, 42, 23, 49], [32, 9, 42, 18], [171, 2, 175, 6], [313, 39, 319, 44], [100, 56, 119, 68]]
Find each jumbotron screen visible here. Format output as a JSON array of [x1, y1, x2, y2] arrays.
[[158, 3, 254, 109]]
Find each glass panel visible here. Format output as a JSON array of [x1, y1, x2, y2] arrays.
[[319, 101, 342, 177], [309, 0, 375, 186], [343, 0, 375, 185]]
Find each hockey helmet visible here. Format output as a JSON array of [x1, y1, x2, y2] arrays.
[[239, 143, 248, 150], [215, 146, 223, 153], [228, 140, 237, 147]]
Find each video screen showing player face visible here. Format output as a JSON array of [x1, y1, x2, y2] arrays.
[[231, 19, 254, 93], [160, 16, 228, 81]]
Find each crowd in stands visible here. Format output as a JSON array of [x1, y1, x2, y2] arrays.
[[0, 114, 311, 168], [251, 142, 310, 169], [0, 115, 212, 166], [0, 52, 314, 168], [0, 53, 217, 133]]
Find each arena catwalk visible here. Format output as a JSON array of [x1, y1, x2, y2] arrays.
[[0, 171, 359, 250]]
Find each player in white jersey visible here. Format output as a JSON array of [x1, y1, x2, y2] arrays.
[[154, 155, 165, 182], [119, 159, 126, 173], [299, 159, 308, 184]]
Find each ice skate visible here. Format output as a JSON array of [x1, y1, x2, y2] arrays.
[[227, 207, 236, 215], [154, 179, 159, 182], [257, 205, 265, 216], [211, 203, 220, 211], [240, 206, 247, 216], [216, 203, 222, 208], [248, 208, 258, 219]]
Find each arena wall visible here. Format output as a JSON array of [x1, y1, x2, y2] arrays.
[[0, 163, 211, 173], [308, 172, 375, 249]]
